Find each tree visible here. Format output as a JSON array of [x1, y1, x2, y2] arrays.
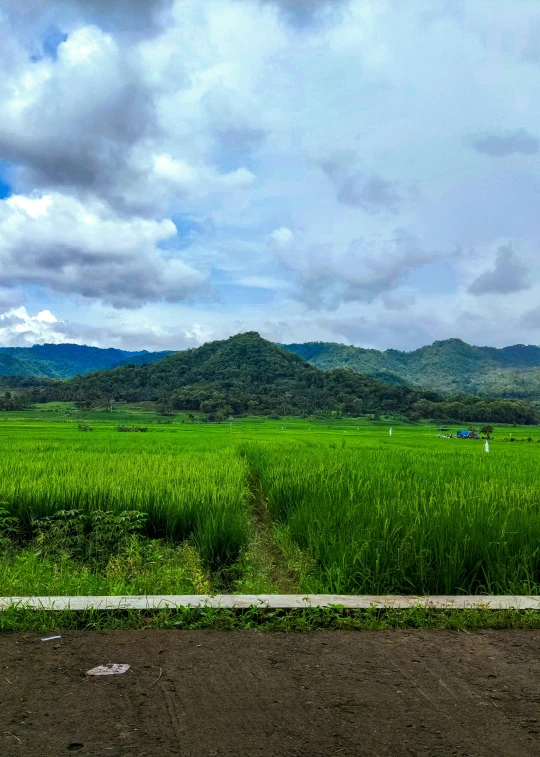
[[480, 424, 494, 439], [157, 401, 175, 416]]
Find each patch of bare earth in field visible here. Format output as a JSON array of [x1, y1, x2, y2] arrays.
[[2, 630, 540, 756]]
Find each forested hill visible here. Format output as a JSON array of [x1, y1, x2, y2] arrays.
[[282, 339, 540, 402], [36, 333, 538, 424], [0, 343, 173, 379], [8, 337, 540, 404]]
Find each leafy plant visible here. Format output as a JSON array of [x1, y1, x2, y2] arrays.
[[0, 506, 21, 547], [31, 509, 148, 564]]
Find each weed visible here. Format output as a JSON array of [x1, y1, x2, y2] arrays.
[[3, 606, 540, 633]]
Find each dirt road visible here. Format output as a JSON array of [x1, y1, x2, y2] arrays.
[[1, 629, 540, 756]]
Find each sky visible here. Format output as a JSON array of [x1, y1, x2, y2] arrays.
[[0, 0, 540, 353]]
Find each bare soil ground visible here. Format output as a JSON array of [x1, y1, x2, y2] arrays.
[[2, 629, 540, 756]]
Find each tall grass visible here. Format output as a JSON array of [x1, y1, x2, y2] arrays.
[[0, 433, 250, 568], [243, 440, 540, 595], [4, 416, 540, 594]]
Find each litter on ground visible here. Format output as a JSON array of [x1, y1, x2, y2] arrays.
[[86, 664, 130, 676]]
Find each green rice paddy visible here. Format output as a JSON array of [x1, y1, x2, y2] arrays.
[[2, 403, 540, 597]]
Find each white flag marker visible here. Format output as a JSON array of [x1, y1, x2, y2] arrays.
[[485, 440, 489, 453], [389, 428, 393, 436]]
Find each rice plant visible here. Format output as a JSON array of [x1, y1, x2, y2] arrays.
[[243, 439, 540, 595], [0, 430, 250, 568], [3, 413, 540, 594]]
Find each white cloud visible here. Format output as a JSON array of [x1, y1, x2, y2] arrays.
[[0, 306, 63, 346], [1, 0, 540, 350], [270, 227, 294, 246], [34, 309, 57, 323], [0, 192, 207, 307], [7, 195, 53, 218]]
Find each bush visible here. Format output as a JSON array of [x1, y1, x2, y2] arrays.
[[77, 422, 93, 432], [116, 425, 148, 433], [31, 509, 148, 564], [0, 506, 21, 547]]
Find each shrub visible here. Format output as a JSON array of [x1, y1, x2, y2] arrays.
[[0, 506, 21, 547], [31, 509, 148, 564]]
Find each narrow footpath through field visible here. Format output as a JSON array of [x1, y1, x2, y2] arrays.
[[2, 629, 540, 756]]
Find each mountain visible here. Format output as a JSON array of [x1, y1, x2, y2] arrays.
[[36, 332, 538, 424], [112, 351, 174, 369], [9, 337, 540, 401], [0, 344, 174, 379], [282, 339, 540, 403]]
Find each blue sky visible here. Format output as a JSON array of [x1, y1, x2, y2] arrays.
[[0, 0, 540, 351]]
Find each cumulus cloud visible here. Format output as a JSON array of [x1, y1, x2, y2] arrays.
[[469, 129, 539, 157], [61, 0, 172, 33], [0, 22, 257, 215], [468, 245, 530, 295], [2, 0, 172, 37], [321, 154, 401, 214], [0, 306, 62, 346], [2, 1, 540, 351], [0, 192, 207, 307], [275, 229, 439, 309], [152, 155, 255, 193], [0, 305, 180, 351], [51, 317, 201, 352], [201, 85, 268, 154], [270, 227, 294, 246], [260, 0, 348, 26], [0, 26, 159, 205]]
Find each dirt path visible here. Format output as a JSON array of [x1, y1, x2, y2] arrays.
[[241, 472, 299, 593], [2, 630, 540, 756]]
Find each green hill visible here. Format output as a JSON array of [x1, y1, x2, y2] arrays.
[[111, 351, 175, 369], [36, 332, 538, 424], [282, 339, 540, 403], [0, 344, 173, 379], [9, 337, 540, 404]]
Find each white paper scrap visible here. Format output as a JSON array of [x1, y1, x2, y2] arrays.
[[86, 664, 130, 676]]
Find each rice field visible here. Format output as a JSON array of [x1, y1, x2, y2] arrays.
[[243, 441, 540, 594], [0, 431, 250, 569], [2, 405, 540, 596]]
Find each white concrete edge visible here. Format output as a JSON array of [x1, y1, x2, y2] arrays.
[[2, 595, 540, 611]]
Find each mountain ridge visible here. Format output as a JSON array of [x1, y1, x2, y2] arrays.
[[4, 336, 540, 405], [34, 332, 538, 424], [281, 338, 540, 402], [0, 343, 174, 378]]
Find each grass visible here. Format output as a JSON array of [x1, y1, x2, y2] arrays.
[[2, 406, 540, 606], [243, 440, 540, 595], [0, 541, 211, 597], [4, 606, 540, 633], [0, 431, 250, 569]]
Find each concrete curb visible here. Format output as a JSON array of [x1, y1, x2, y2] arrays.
[[2, 595, 540, 610]]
